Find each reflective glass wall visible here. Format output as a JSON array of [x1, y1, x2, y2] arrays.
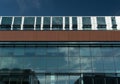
[[0, 42, 120, 73], [0, 42, 120, 84]]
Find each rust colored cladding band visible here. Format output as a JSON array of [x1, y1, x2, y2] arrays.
[[0, 31, 119, 41]]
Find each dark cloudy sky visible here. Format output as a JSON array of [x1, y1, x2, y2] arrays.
[[0, 0, 120, 16]]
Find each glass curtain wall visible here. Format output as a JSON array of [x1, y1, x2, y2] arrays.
[[0, 42, 120, 84]]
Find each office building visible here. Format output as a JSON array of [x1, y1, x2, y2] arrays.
[[0, 16, 120, 84]]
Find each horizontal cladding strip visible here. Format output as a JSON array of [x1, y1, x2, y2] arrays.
[[0, 31, 119, 41]]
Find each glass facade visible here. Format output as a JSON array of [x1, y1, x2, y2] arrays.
[[0, 16, 120, 83], [0, 42, 120, 84]]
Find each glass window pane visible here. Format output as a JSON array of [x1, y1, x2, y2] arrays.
[[81, 57, 92, 72], [80, 47, 91, 56], [46, 75, 57, 84], [1, 47, 14, 56], [37, 75, 45, 84], [36, 17, 41, 30], [82, 17, 91, 25], [82, 17, 91, 30], [13, 17, 21, 30], [69, 47, 80, 56], [23, 17, 34, 30], [43, 17, 50, 25], [65, 17, 69, 25], [24, 47, 36, 56], [58, 47, 68, 72], [72, 17, 77, 30], [52, 17, 63, 24], [58, 57, 68, 72], [36, 17, 41, 25], [34, 57, 46, 70], [58, 47, 68, 57], [24, 17, 34, 24], [97, 17, 106, 25], [13, 47, 24, 56], [12, 57, 35, 69], [103, 57, 115, 72], [52, 17, 63, 30], [0, 17, 12, 30], [92, 57, 104, 72], [47, 47, 58, 56], [111, 17, 117, 29], [65, 17, 69, 30], [114, 57, 120, 73], [113, 47, 120, 57], [46, 57, 58, 70], [43, 17, 50, 30], [1, 17, 12, 25], [97, 17, 106, 29], [57, 76, 69, 84], [68, 57, 80, 72], [69, 75, 80, 84], [101, 47, 113, 57], [36, 47, 46, 56], [0, 57, 15, 69], [72, 17, 77, 25], [14, 17, 22, 25], [91, 47, 102, 56]]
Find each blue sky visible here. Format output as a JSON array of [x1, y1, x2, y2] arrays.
[[0, 0, 120, 16]]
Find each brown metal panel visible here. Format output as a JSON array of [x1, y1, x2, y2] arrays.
[[0, 31, 120, 41], [89, 31, 112, 41], [68, 31, 90, 41], [111, 31, 120, 41], [57, 31, 69, 41]]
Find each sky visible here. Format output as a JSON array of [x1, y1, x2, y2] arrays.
[[0, 0, 120, 16]]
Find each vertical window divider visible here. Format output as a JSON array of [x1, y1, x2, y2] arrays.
[[115, 16, 120, 30], [50, 16, 52, 30], [105, 16, 113, 30], [63, 17, 65, 30], [11, 16, 14, 30], [69, 17, 72, 30], [21, 16, 24, 30], [0, 16, 2, 25], [79, 17, 83, 30], [41, 17, 44, 30], [34, 16, 37, 30], [77, 17, 80, 30], [91, 17, 98, 30]]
